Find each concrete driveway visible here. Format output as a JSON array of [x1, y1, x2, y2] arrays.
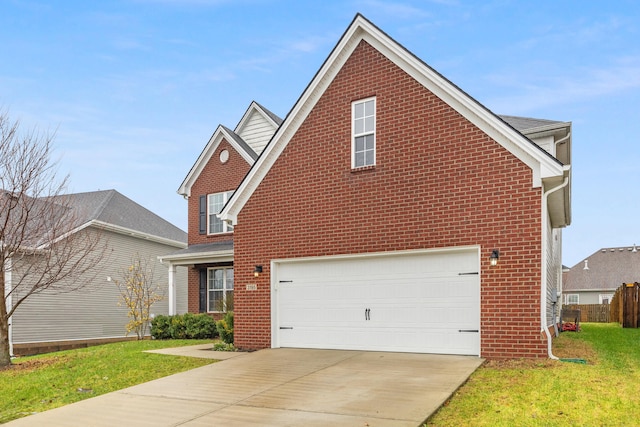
[[6, 348, 483, 426]]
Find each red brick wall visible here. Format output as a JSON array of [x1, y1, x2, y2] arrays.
[[233, 40, 546, 358], [186, 139, 251, 313], [187, 267, 200, 314], [188, 139, 251, 245]]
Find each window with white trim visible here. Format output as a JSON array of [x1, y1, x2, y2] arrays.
[[352, 97, 376, 168], [208, 267, 234, 312], [208, 191, 234, 234], [599, 294, 614, 304], [566, 294, 579, 305]]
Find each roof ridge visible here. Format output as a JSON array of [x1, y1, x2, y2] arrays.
[[92, 189, 117, 221], [253, 101, 283, 125]]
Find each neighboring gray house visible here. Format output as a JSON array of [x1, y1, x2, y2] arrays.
[[8, 190, 188, 356], [563, 245, 640, 305]]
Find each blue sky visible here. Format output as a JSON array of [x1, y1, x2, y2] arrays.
[[1, 0, 639, 267]]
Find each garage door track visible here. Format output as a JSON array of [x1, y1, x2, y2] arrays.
[[6, 348, 483, 426]]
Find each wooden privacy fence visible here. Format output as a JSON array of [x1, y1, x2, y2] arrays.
[[611, 283, 640, 328], [562, 304, 610, 323]]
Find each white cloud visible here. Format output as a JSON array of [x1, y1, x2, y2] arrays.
[[484, 56, 640, 114]]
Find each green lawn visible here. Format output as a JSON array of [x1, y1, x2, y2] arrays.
[[0, 340, 215, 423], [427, 323, 640, 426]]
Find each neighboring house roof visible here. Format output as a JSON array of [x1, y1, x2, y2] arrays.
[[178, 103, 282, 198], [61, 190, 187, 247], [564, 246, 640, 292], [220, 14, 571, 227]]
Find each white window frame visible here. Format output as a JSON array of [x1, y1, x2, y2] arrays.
[[599, 294, 614, 304], [208, 191, 234, 234], [352, 97, 376, 168], [207, 267, 234, 313], [565, 294, 579, 305]]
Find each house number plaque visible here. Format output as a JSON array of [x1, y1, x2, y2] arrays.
[[246, 284, 257, 291]]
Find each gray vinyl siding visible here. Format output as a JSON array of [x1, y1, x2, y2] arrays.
[[237, 112, 277, 155], [10, 227, 187, 345], [545, 218, 562, 326]]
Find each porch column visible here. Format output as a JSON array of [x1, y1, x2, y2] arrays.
[[168, 264, 177, 315]]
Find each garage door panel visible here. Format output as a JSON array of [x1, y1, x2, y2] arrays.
[[275, 249, 480, 355]]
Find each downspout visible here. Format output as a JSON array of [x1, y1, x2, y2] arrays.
[[542, 176, 569, 360], [5, 257, 13, 358]]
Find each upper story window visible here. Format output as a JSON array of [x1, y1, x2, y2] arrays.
[[352, 97, 376, 168], [208, 191, 234, 234]]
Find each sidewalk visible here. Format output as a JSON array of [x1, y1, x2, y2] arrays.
[[143, 343, 246, 360]]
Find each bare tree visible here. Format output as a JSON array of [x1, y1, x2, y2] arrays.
[[113, 253, 165, 340], [0, 111, 107, 367]]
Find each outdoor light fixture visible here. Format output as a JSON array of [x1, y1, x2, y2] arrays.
[[490, 249, 500, 266], [254, 265, 263, 277]]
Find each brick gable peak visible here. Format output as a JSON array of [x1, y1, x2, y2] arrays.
[[178, 125, 257, 198], [220, 13, 570, 226]]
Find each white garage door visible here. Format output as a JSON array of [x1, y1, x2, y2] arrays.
[[272, 249, 480, 355]]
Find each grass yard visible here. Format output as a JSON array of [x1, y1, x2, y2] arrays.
[[427, 323, 640, 426], [0, 339, 215, 423]]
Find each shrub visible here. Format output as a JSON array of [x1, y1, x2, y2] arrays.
[[169, 314, 188, 339], [213, 342, 236, 351], [150, 315, 172, 339], [186, 313, 217, 339], [151, 314, 218, 339], [216, 312, 234, 344]]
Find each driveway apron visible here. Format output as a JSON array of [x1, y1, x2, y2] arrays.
[[5, 348, 483, 426]]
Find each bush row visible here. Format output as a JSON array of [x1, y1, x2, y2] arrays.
[[151, 313, 217, 340]]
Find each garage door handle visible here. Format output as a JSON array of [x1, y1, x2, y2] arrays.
[[280, 327, 293, 330], [365, 308, 370, 321], [458, 329, 479, 333]]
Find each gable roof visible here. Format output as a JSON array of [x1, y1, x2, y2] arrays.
[[564, 246, 640, 292], [220, 13, 571, 225], [234, 101, 282, 156], [61, 190, 186, 247], [178, 101, 282, 198], [235, 101, 283, 132], [178, 125, 257, 197]]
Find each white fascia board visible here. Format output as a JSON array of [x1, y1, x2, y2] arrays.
[[90, 220, 187, 248], [158, 250, 233, 266], [178, 126, 255, 197], [220, 15, 564, 224], [235, 101, 279, 134], [34, 220, 187, 251]]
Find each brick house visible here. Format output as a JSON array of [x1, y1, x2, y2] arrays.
[[162, 14, 572, 358]]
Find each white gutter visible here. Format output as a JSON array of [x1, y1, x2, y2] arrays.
[[554, 131, 571, 147], [37, 220, 187, 251], [542, 177, 569, 360]]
